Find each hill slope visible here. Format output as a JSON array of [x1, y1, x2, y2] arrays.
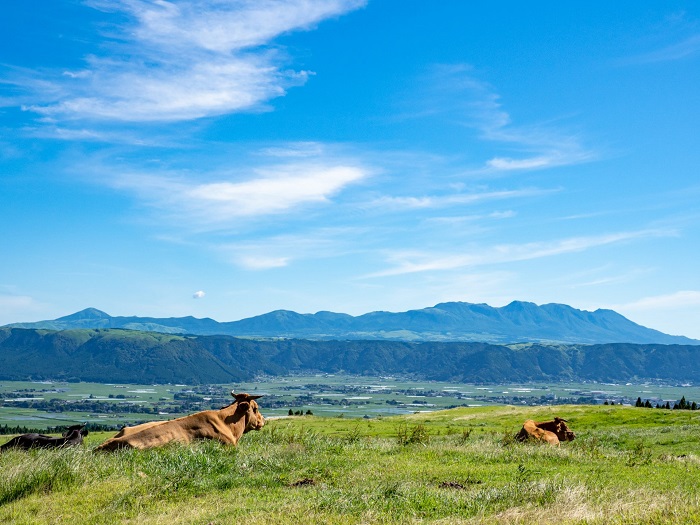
[[5, 301, 697, 344], [2, 328, 700, 384], [3, 405, 700, 525]]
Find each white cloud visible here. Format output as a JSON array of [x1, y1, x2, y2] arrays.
[[27, 57, 307, 122], [219, 227, 361, 270], [22, 125, 166, 146], [424, 211, 516, 225], [486, 156, 556, 171], [414, 64, 595, 173], [614, 291, 700, 311], [0, 294, 44, 325], [192, 290, 206, 299], [609, 291, 700, 339], [17, 0, 367, 122], [112, 161, 369, 227], [237, 256, 290, 270], [368, 228, 674, 278], [0, 294, 37, 310], [370, 188, 555, 210], [625, 34, 700, 64], [105, 0, 368, 52], [258, 142, 327, 158]]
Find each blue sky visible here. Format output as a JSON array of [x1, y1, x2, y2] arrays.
[[1, 1, 699, 338]]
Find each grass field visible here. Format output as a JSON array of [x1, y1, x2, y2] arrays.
[[2, 404, 700, 524]]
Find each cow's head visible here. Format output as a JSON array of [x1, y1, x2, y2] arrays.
[[62, 424, 89, 438], [552, 417, 575, 441], [231, 391, 265, 433]]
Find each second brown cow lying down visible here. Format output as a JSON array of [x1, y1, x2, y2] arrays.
[[515, 417, 576, 446], [96, 392, 264, 451]]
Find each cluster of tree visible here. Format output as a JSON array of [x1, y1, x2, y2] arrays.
[[634, 396, 698, 410], [0, 422, 120, 436], [287, 409, 314, 416], [1, 398, 163, 414], [263, 396, 370, 409]]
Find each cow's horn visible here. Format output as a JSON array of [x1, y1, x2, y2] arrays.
[[248, 395, 263, 400], [230, 390, 236, 397]]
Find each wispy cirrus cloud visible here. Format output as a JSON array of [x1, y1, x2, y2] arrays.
[[566, 268, 651, 289], [608, 290, 700, 339], [369, 187, 556, 210], [424, 210, 517, 225], [218, 227, 363, 269], [612, 290, 700, 311], [0, 293, 46, 325], [21, 125, 175, 146], [14, 0, 366, 123], [624, 34, 700, 64], [416, 64, 595, 173], [368, 228, 674, 278], [107, 149, 370, 229]]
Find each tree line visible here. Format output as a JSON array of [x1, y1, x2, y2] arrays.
[[632, 395, 698, 410]]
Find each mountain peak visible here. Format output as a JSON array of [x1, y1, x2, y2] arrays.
[[5, 302, 698, 345], [503, 300, 538, 310], [56, 308, 111, 321]]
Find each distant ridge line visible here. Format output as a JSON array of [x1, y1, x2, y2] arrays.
[[2, 327, 700, 385], [4, 301, 698, 345]]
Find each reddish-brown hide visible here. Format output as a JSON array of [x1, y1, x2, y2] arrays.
[[515, 417, 576, 446], [96, 392, 264, 451]]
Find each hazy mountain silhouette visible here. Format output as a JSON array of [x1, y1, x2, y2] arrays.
[[5, 301, 697, 345]]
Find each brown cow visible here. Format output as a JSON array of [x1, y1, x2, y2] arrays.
[[96, 392, 264, 451], [515, 417, 575, 446], [0, 424, 89, 452], [112, 420, 166, 439]]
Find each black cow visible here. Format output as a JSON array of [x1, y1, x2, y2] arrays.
[[0, 424, 89, 451]]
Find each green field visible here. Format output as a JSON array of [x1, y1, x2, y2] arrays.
[[2, 404, 700, 524], [3, 376, 700, 430]]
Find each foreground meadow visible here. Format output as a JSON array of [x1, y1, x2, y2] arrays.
[[2, 405, 700, 524]]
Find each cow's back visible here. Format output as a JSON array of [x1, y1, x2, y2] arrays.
[[114, 420, 167, 438], [96, 394, 264, 451], [97, 411, 229, 450], [516, 419, 560, 446], [98, 420, 199, 450]]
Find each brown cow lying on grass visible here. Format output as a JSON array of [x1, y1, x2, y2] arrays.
[[515, 417, 575, 446], [96, 392, 264, 451], [0, 424, 88, 452]]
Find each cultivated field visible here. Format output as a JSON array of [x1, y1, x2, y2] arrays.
[[3, 376, 700, 428], [2, 404, 700, 524]]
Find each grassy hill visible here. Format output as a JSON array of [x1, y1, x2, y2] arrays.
[[3, 327, 700, 385], [2, 405, 700, 524]]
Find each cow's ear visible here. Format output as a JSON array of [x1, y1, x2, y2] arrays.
[[247, 395, 263, 401]]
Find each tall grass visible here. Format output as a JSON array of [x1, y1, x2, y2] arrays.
[[0, 448, 86, 505], [1, 405, 700, 524]]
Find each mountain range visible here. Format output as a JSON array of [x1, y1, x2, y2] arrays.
[[5, 301, 698, 345], [2, 327, 700, 385]]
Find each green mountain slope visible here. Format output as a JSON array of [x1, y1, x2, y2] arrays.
[[2, 328, 700, 385]]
